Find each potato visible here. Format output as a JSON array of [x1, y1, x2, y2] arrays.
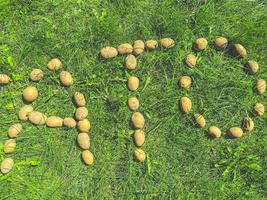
[[63, 117, 77, 128], [117, 43, 133, 54], [133, 40, 145, 55], [233, 44, 247, 57], [82, 150, 94, 165], [0, 74, 10, 84], [77, 132, 90, 150], [30, 69, 43, 81], [4, 139, 16, 153], [228, 127, 243, 138], [253, 103, 265, 116], [127, 76, 139, 92], [193, 113, 206, 128], [243, 117, 254, 132], [0, 158, 14, 174], [18, 105, 33, 121], [160, 38, 175, 48], [134, 148, 146, 162], [28, 111, 47, 125], [185, 54, 196, 68], [131, 112, 145, 129], [179, 76, 192, 89], [75, 107, 89, 121], [100, 46, 118, 59], [23, 86, 38, 102], [8, 123, 22, 138], [128, 97, 139, 111], [194, 38, 208, 51], [125, 55, 137, 70], [73, 92, 86, 107], [77, 119, 91, 132], [60, 71, 73, 87], [46, 116, 63, 127], [208, 126, 221, 138], [246, 60, 259, 74], [47, 58, 62, 70], [256, 79, 266, 95], [145, 40, 158, 50], [179, 97, 192, 113], [134, 130, 145, 147], [214, 37, 228, 49]]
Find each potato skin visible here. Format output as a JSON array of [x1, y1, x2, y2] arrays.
[[18, 105, 33, 121], [256, 79, 266, 95], [8, 123, 22, 138], [185, 54, 196, 68], [73, 92, 86, 107], [208, 126, 221, 138], [77, 119, 91, 132], [0, 158, 14, 174], [28, 111, 47, 125], [133, 40, 145, 55], [75, 107, 89, 121], [246, 60, 259, 74], [131, 112, 145, 129], [180, 97, 192, 113], [77, 133, 90, 150], [127, 76, 139, 92], [23, 86, 38, 102], [134, 148, 146, 162], [30, 69, 43, 81], [228, 127, 243, 138], [63, 117, 77, 128], [117, 43, 133, 54], [47, 58, 62, 70], [4, 139, 16, 153], [60, 71, 73, 87], [193, 113, 206, 128], [0, 74, 11, 84], [160, 38, 175, 48], [82, 150, 94, 165], [179, 76, 192, 89], [145, 40, 158, 50], [194, 38, 208, 51], [128, 97, 139, 111], [46, 116, 63, 127], [125, 55, 137, 70], [253, 103, 265, 116], [100, 46, 118, 59], [134, 130, 145, 147]]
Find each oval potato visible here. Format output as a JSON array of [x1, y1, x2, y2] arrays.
[[145, 40, 158, 50], [246, 60, 259, 74], [131, 112, 145, 129], [77, 119, 91, 132], [193, 113, 206, 128], [77, 133, 90, 150], [4, 139, 16, 153], [117, 43, 133, 54], [100, 46, 118, 59], [63, 117, 77, 128], [47, 58, 62, 70], [228, 127, 243, 138], [214, 37, 228, 49], [8, 123, 22, 138], [46, 116, 63, 127], [0, 158, 14, 174], [233, 44, 247, 57], [0, 74, 10, 84], [30, 69, 43, 81], [194, 38, 208, 51], [60, 71, 73, 87], [179, 76, 192, 89], [243, 117, 254, 132], [208, 126, 221, 138], [127, 76, 139, 92], [18, 105, 33, 121], [160, 38, 175, 48], [253, 103, 265, 116], [73, 92, 86, 107], [134, 148, 146, 162], [256, 79, 266, 95], [134, 130, 145, 147], [180, 97, 192, 113], [23, 86, 38, 102], [28, 111, 47, 125], [75, 107, 89, 121], [133, 40, 145, 55], [185, 54, 197, 68], [82, 150, 94, 165], [125, 55, 137, 70], [128, 97, 139, 111]]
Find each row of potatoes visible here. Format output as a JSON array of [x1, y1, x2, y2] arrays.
[[0, 59, 93, 175], [179, 37, 265, 138]]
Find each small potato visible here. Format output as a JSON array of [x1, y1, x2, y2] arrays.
[[100, 46, 118, 59], [75, 107, 89, 121], [160, 38, 175, 48], [125, 55, 137, 70], [228, 127, 243, 138], [145, 40, 158, 50], [46, 116, 63, 127], [77, 119, 91, 133], [256, 79, 266, 95], [179, 76, 192, 89], [233, 44, 247, 57], [253, 103, 265, 116], [77, 133, 90, 150], [179, 97, 192, 113], [30, 69, 43, 81], [246, 60, 259, 74], [73, 92, 86, 107], [185, 54, 197, 68], [47, 58, 62, 70], [4, 139, 16, 153], [133, 40, 145, 55], [243, 117, 254, 132], [63, 117, 77, 128], [131, 112, 145, 129], [18, 105, 33, 121], [134, 130, 145, 147], [208, 126, 221, 138], [117, 43, 133, 54], [23, 86, 38, 102], [0, 74, 10, 84], [82, 150, 94, 165], [28, 111, 47, 125], [8, 123, 22, 138], [128, 97, 139, 111], [127, 76, 139, 92], [214, 37, 228, 49], [1, 158, 14, 174], [194, 38, 208, 51], [193, 113, 206, 128], [60, 71, 73, 87], [134, 148, 146, 162]]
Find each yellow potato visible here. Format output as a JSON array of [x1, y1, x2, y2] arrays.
[[75, 107, 89, 121], [253, 103, 265, 116], [100, 46, 118, 59], [18, 105, 33, 121], [185, 54, 197, 68], [193, 113, 206, 128], [208, 126, 221, 138], [246, 60, 259, 74], [77, 119, 91, 132], [228, 127, 243, 138], [60, 71, 73, 87], [179, 76, 192, 89], [30, 69, 43, 81], [73, 92, 86, 107], [133, 40, 145, 55], [0, 74, 10, 84], [243, 117, 254, 132], [160, 38, 175, 48], [117, 43, 133, 54], [131, 112, 145, 129], [145, 40, 158, 50], [23, 86, 38, 102], [4, 139, 16, 153], [233, 44, 247, 57], [134, 148, 146, 162], [128, 97, 139, 111], [63, 117, 77, 128], [194, 38, 208, 51], [127, 76, 139, 92], [28, 111, 47, 125], [0, 158, 14, 174], [125, 55, 137, 70], [82, 150, 94, 165], [179, 97, 192, 113], [8, 123, 22, 138], [256, 79, 266, 95], [46, 116, 63, 127], [134, 130, 145, 147], [214, 37, 228, 49], [77, 133, 90, 150], [47, 58, 62, 70]]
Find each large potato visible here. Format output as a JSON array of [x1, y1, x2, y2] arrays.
[[0, 158, 14, 174], [8, 123, 22, 138], [134, 148, 146, 162], [128, 97, 139, 111], [60, 71, 73, 87], [127, 76, 139, 92], [82, 150, 94, 165], [47, 58, 62, 70], [4, 139, 16, 153], [23, 86, 38, 102], [63, 117, 77, 128], [75, 107, 89, 121], [0, 74, 10, 84], [228, 127, 243, 138], [77, 133, 90, 150], [100, 46, 118, 59], [77, 119, 91, 132], [30, 69, 43, 81], [28, 111, 47, 125], [125, 55, 137, 70], [131, 112, 145, 129], [117, 43, 133, 54], [133, 40, 145, 55], [179, 97, 192, 113], [46, 116, 63, 127], [73, 92, 86, 107], [134, 130, 145, 147], [18, 105, 33, 121]]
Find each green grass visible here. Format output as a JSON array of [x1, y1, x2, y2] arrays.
[[0, 0, 267, 199]]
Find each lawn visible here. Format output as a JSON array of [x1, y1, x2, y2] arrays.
[[0, 0, 266, 199]]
